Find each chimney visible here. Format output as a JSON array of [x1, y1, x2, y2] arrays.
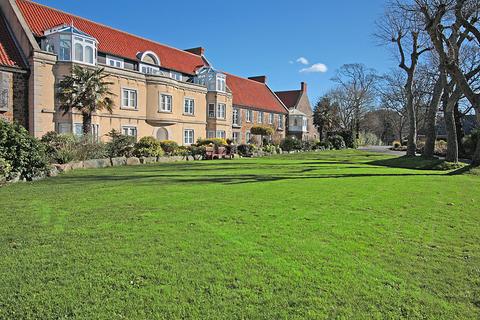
[[301, 82, 307, 92], [248, 75, 267, 84], [185, 47, 205, 56]]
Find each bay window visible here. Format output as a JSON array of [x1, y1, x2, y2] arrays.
[[217, 103, 226, 119]]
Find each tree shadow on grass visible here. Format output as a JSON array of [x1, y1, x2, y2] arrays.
[[56, 171, 442, 187], [367, 156, 447, 171]]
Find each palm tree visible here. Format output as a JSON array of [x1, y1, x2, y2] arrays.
[[57, 66, 114, 136]]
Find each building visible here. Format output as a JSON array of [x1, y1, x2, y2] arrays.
[[0, 0, 290, 145], [276, 82, 317, 141], [0, 10, 28, 126]]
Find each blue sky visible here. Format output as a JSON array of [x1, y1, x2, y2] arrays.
[[34, 0, 393, 103]]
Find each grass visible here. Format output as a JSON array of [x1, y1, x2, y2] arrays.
[[0, 150, 479, 319]]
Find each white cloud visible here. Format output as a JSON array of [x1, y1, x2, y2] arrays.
[[300, 63, 328, 73], [289, 60, 294, 64], [296, 57, 309, 65]]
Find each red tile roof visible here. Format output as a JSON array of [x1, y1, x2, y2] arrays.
[[275, 90, 302, 109], [0, 13, 24, 68], [226, 74, 288, 114], [16, 0, 207, 74]]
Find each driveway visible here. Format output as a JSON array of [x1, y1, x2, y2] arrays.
[[358, 145, 406, 156]]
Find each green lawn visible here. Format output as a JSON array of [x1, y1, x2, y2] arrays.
[[0, 150, 479, 319]]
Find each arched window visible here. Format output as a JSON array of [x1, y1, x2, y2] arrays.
[[85, 46, 94, 64], [75, 43, 83, 61]]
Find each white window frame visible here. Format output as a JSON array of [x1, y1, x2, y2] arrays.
[[232, 131, 240, 143], [184, 98, 195, 115], [258, 111, 264, 123], [269, 113, 274, 124], [216, 103, 226, 119], [208, 103, 215, 118], [246, 132, 252, 143], [246, 109, 253, 123], [122, 88, 138, 109], [140, 63, 160, 75], [233, 108, 240, 126], [106, 55, 124, 68], [216, 130, 226, 139], [73, 36, 96, 66], [73, 123, 83, 136], [170, 71, 182, 81], [216, 75, 226, 92], [184, 129, 194, 145], [160, 94, 173, 112], [122, 126, 137, 139], [278, 114, 284, 129]]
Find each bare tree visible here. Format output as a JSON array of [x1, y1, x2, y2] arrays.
[[415, 0, 480, 163], [331, 64, 378, 138], [377, 70, 409, 141], [376, 2, 432, 156]]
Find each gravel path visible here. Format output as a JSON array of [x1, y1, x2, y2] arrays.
[[357, 145, 406, 156]]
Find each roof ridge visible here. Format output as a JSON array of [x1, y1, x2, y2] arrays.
[[20, 0, 204, 60], [224, 72, 270, 86], [275, 89, 302, 94]]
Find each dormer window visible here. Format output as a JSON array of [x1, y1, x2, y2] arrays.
[[194, 67, 226, 92], [106, 55, 124, 68], [43, 24, 97, 66], [170, 71, 182, 81], [138, 51, 161, 75]]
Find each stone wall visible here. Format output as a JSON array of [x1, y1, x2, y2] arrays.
[[0, 69, 28, 126]]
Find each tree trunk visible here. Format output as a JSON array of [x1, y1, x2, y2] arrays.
[[82, 112, 92, 136], [405, 74, 417, 157], [473, 110, 480, 165], [423, 72, 445, 158], [454, 103, 465, 156], [444, 92, 459, 163]]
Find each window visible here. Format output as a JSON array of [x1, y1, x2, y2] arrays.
[[216, 76, 226, 92], [160, 94, 172, 112], [278, 114, 284, 129], [59, 35, 71, 61], [122, 89, 137, 109], [258, 111, 264, 123], [57, 123, 71, 134], [85, 46, 94, 64], [74, 43, 83, 61], [269, 113, 274, 124], [140, 64, 160, 75], [122, 126, 137, 139], [216, 130, 226, 139], [106, 55, 124, 68], [303, 117, 308, 128], [73, 123, 99, 137], [184, 98, 194, 115], [246, 109, 253, 122], [207, 131, 215, 139], [233, 108, 240, 126], [232, 132, 240, 143], [170, 71, 182, 81], [184, 129, 194, 145], [73, 123, 83, 136], [216, 103, 226, 119], [246, 132, 252, 143], [208, 103, 215, 118]]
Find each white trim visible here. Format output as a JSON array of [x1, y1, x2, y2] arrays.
[[183, 97, 195, 115], [183, 129, 194, 145], [121, 87, 138, 110], [138, 50, 160, 66], [159, 93, 173, 112]]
